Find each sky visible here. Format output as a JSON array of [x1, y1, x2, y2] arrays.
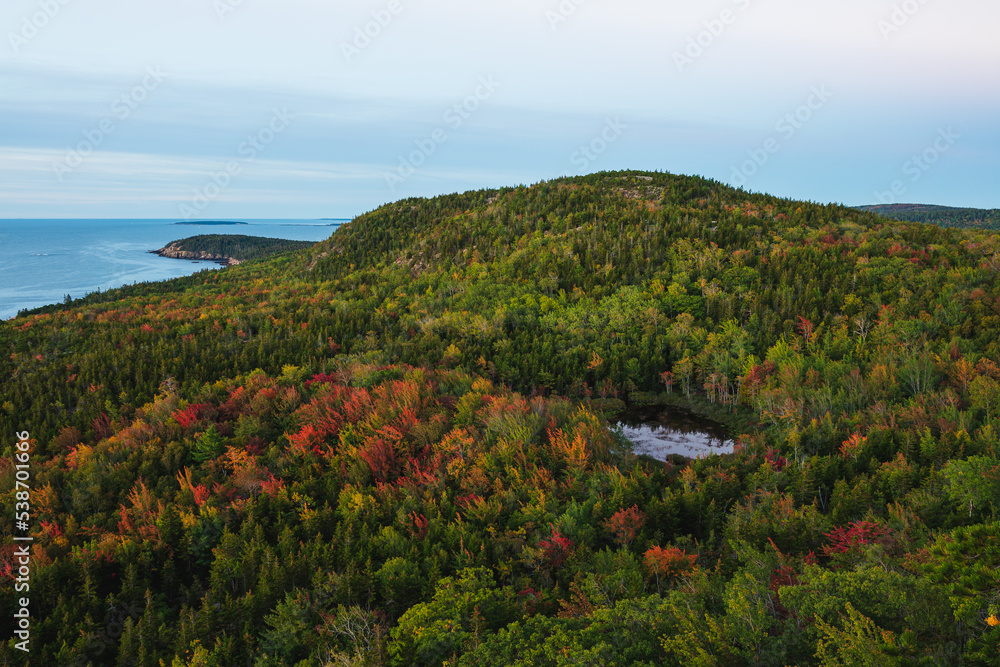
[[1, 0, 999, 219]]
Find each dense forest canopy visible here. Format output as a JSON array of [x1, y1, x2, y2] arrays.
[[3, 170, 1000, 665], [154, 235, 317, 262], [860, 203, 1000, 230]]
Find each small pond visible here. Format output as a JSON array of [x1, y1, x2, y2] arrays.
[[614, 404, 736, 460]]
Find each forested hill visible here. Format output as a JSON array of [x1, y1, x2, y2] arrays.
[[860, 203, 1000, 230], [3, 170, 1000, 666], [153, 234, 316, 263]]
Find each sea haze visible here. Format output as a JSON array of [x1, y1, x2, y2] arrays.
[[0, 219, 344, 320]]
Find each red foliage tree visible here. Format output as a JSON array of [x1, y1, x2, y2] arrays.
[[409, 512, 429, 540], [305, 373, 338, 389], [797, 316, 814, 345], [288, 424, 325, 457], [643, 545, 697, 589], [91, 412, 113, 440], [540, 524, 572, 569], [764, 448, 788, 471], [172, 403, 206, 429], [604, 505, 647, 546], [822, 520, 890, 558], [359, 437, 399, 484]]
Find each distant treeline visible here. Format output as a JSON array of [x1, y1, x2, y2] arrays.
[[860, 203, 1000, 230], [161, 234, 318, 261]]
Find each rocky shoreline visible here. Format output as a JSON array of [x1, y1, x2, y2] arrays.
[[149, 244, 243, 266]]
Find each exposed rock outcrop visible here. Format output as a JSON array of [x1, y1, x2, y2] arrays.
[[150, 244, 242, 266]]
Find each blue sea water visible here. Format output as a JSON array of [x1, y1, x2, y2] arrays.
[[0, 219, 345, 320]]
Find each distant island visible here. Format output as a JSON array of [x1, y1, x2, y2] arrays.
[[173, 220, 249, 226], [859, 203, 1000, 230], [150, 234, 317, 266]]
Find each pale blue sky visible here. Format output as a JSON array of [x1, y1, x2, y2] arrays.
[[2, 0, 998, 218]]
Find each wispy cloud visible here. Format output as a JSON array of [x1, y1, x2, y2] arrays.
[[0, 144, 531, 216], [0, 146, 378, 196], [0, 1, 998, 215]]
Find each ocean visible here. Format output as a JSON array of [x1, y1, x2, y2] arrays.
[[0, 219, 345, 320]]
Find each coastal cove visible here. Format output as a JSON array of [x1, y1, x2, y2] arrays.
[[0, 219, 346, 319]]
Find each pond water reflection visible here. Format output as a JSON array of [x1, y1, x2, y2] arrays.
[[615, 404, 735, 460]]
